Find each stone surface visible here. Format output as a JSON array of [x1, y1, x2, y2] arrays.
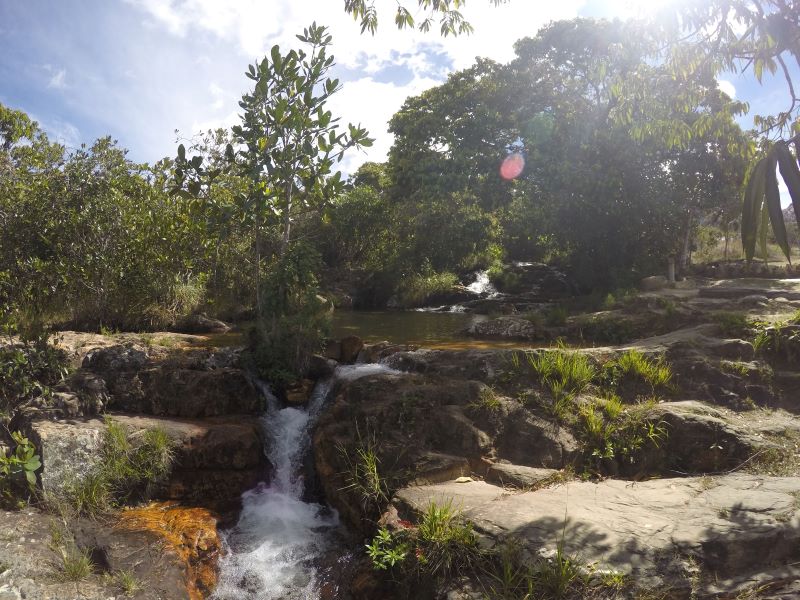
[[465, 316, 539, 340], [485, 463, 559, 488], [339, 335, 364, 364], [0, 507, 189, 599], [174, 313, 231, 334], [640, 275, 668, 291], [393, 475, 800, 594], [30, 414, 266, 509], [496, 409, 579, 469]]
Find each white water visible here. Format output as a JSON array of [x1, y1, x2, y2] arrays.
[[466, 270, 498, 297], [213, 363, 400, 600]]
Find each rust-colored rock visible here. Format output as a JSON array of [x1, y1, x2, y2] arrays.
[[285, 378, 314, 406], [340, 335, 364, 363], [117, 502, 221, 600]]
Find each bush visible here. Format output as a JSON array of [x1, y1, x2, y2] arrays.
[[394, 271, 459, 308], [0, 431, 41, 504], [712, 311, 751, 338], [0, 336, 68, 421]]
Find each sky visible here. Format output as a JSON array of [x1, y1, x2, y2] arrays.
[[0, 0, 796, 179]]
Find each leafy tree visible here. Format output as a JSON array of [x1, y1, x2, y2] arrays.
[[344, 0, 507, 36]]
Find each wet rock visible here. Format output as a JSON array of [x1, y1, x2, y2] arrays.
[[285, 379, 314, 406], [340, 335, 364, 364], [307, 354, 337, 379], [383, 349, 512, 382], [357, 341, 419, 363]]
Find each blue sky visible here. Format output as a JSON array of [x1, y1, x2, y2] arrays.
[[0, 0, 795, 179]]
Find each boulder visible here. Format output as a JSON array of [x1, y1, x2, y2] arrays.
[[340, 335, 364, 364], [174, 313, 231, 334], [285, 379, 314, 406], [640, 275, 668, 291], [496, 409, 580, 469]]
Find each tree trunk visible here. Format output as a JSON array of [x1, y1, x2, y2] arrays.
[[679, 208, 694, 273]]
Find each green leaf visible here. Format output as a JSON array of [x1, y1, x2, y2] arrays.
[[764, 150, 790, 261], [742, 157, 768, 262], [177, 144, 185, 161], [758, 197, 769, 261], [777, 143, 800, 257]]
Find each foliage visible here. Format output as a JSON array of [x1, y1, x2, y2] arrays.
[[63, 418, 174, 515], [338, 428, 388, 517], [394, 271, 458, 309], [602, 350, 673, 396], [712, 311, 752, 337], [578, 399, 668, 474], [0, 336, 68, 421], [344, 0, 507, 36], [248, 243, 330, 385], [0, 431, 42, 502], [366, 500, 479, 582], [527, 348, 595, 397], [115, 570, 142, 596]]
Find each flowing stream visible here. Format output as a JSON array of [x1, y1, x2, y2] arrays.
[[212, 363, 399, 600]]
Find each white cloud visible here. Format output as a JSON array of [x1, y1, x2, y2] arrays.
[[717, 79, 736, 99], [46, 67, 67, 89]]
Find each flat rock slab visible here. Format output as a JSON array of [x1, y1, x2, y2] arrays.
[[393, 474, 800, 593], [485, 464, 558, 488], [0, 508, 187, 600]]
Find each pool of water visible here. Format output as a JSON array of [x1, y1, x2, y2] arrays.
[[196, 310, 535, 350]]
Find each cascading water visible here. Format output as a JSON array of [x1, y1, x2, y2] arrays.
[[212, 363, 400, 600], [466, 270, 498, 297]]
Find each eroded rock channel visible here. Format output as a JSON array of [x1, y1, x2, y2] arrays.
[[2, 277, 800, 599]]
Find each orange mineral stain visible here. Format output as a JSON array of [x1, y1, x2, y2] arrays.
[[117, 502, 221, 600]]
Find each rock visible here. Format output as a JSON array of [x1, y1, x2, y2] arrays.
[[410, 452, 470, 485], [340, 335, 364, 364], [104, 367, 264, 418], [496, 409, 579, 469], [0, 507, 190, 599], [82, 343, 148, 373], [392, 474, 800, 593], [30, 414, 266, 510], [738, 294, 769, 307], [383, 349, 511, 383], [357, 341, 419, 363], [29, 419, 105, 495], [285, 379, 314, 406], [174, 313, 231, 334], [307, 354, 337, 379], [640, 275, 668, 291], [465, 316, 539, 340], [485, 464, 559, 488], [323, 339, 342, 362]]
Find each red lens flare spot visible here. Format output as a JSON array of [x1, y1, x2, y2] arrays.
[[500, 153, 525, 180]]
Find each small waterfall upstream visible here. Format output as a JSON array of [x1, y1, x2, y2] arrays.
[[212, 363, 399, 600]]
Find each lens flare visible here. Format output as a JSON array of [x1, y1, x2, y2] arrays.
[[500, 153, 525, 180]]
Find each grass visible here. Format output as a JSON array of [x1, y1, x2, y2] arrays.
[[602, 350, 673, 395], [469, 386, 502, 412], [115, 569, 142, 596], [720, 360, 750, 377], [394, 271, 459, 308], [527, 348, 595, 397], [743, 431, 800, 476], [338, 428, 388, 514], [712, 311, 751, 338], [57, 546, 94, 581], [545, 305, 569, 327], [61, 418, 174, 515]]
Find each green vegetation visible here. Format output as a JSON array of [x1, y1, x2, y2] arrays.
[[395, 271, 459, 308], [338, 430, 389, 517], [115, 569, 142, 597], [61, 418, 174, 515], [712, 311, 752, 338], [578, 399, 668, 473], [366, 500, 479, 582], [0, 431, 41, 504], [602, 350, 673, 396]]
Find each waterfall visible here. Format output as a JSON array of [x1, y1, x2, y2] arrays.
[[466, 270, 498, 297], [212, 363, 400, 600]]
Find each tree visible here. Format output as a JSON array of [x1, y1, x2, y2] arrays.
[[344, 0, 507, 36], [173, 23, 372, 383]]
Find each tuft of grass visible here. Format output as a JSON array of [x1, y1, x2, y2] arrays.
[[470, 386, 502, 412], [712, 311, 751, 338], [720, 360, 750, 377], [116, 569, 142, 597], [527, 348, 595, 397], [62, 418, 174, 515], [58, 547, 94, 582], [338, 428, 388, 515], [603, 350, 672, 394]]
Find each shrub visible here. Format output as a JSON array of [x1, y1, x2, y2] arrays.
[[394, 271, 459, 308], [0, 336, 68, 420], [712, 311, 751, 338], [366, 500, 479, 582], [0, 431, 41, 504], [545, 305, 569, 327]]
